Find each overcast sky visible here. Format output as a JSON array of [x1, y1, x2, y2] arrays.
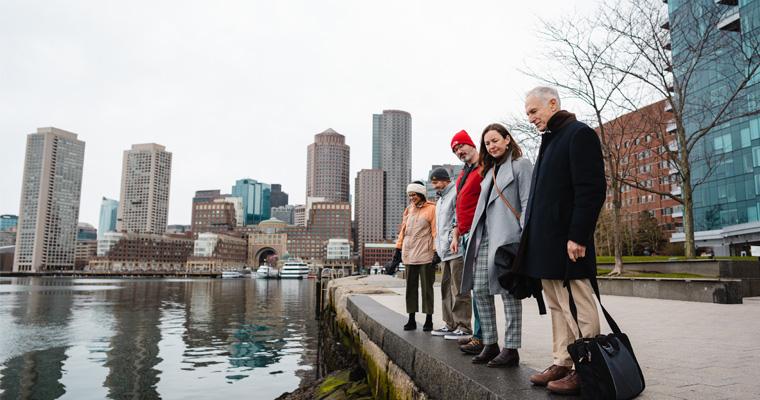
[[0, 0, 599, 226]]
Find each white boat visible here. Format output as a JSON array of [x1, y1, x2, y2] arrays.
[[280, 259, 309, 279], [221, 271, 244, 278], [256, 265, 280, 279]]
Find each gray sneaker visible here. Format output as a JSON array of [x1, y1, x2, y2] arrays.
[[430, 326, 453, 336], [444, 329, 471, 340]]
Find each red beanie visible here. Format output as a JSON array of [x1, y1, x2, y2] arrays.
[[450, 130, 475, 152]]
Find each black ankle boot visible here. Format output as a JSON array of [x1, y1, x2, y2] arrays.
[[403, 313, 417, 330], [422, 314, 433, 332], [487, 348, 520, 368], [472, 343, 500, 364]]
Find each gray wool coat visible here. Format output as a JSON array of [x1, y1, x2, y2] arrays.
[[461, 154, 533, 295]]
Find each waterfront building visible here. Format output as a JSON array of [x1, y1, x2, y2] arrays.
[[271, 205, 296, 225], [355, 169, 385, 259], [0, 215, 18, 231], [186, 233, 248, 273], [14, 127, 85, 273], [75, 239, 97, 270], [231, 178, 271, 225], [116, 143, 172, 234], [270, 184, 289, 208], [87, 233, 193, 273], [666, 0, 760, 255], [373, 110, 412, 240], [0, 232, 15, 247], [247, 219, 288, 266], [306, 129, 350, 202], [0, 245, 13, 272], [97, 231, 124, 256], [361, 242, 397, 269], [424, 164, 463, 200], [326, 239, 351, 260], [98, 198, 119, 241]]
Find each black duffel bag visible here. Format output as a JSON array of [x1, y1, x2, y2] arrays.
[[566, 278, 645, 399]]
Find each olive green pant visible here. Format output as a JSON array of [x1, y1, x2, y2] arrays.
[[405, 263, 435, 314]]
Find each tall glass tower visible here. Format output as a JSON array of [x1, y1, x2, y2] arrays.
[[231, 179, 271, 225]]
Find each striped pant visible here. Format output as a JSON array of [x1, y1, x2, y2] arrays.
[[472, 228, 522, 348]]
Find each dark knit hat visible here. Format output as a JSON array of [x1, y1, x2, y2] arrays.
[[451, 130, 475, 152], [429, 168, 450, 181]]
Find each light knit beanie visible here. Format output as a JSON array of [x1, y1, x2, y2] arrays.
[[406, 183, 426, 197]]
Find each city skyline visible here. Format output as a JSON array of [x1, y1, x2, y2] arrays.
[[0, 0, 599, 227]]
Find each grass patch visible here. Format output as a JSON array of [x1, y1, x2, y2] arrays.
[[596, 256, 757, 264], [596, 268, 706, 279]]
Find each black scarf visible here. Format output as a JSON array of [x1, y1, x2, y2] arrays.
[[457, 163, 475, 193], [546, 110, 577, 134]]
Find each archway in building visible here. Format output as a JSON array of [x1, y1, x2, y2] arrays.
[[256, 247, 277, 267]]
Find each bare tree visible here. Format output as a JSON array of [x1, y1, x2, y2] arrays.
[[602, 0, 760, 257], [522, 13, 645, 275]]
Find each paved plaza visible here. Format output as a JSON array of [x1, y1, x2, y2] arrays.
[[368, 283, 760, 400]]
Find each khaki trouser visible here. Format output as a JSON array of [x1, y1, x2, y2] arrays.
[[406, 264, 435, 314], [440, 257, 472, 332], [542, 279, 601, 367]]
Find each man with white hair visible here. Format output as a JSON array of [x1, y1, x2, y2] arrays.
[[516, 86, 607, 395]]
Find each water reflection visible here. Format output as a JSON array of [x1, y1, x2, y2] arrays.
[[0, 278, 319, 399]]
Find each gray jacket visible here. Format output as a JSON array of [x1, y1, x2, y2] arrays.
[[435, 183, 462, 261], [461, 155, 533, 295]]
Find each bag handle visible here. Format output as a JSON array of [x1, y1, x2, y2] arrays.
[[566, 276, 622, 336], [492, 169, 521, 223]]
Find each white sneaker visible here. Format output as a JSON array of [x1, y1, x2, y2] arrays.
[[430, 326, 452, 336], [444, 329, 471, 340]]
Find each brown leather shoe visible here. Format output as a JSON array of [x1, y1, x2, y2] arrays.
[[547, 370, 580, 395], [457, 336, 474, 345], [471, 343, 500, 364], [459, 338, 483, 355], [529, 364, 571, 386], [487, 348, 519, 368]]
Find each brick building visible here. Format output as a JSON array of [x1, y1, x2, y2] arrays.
[[361, 242, 396, 270], [186, 233, 248, 273], [191, 190, 238, 234], [87, 233, 193, 273], [600, 99, 683, 236]]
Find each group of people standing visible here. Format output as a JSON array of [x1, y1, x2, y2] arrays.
[[386, 86, 608, 395]]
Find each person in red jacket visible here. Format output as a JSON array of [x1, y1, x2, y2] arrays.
[[448, 130, 486, 353]]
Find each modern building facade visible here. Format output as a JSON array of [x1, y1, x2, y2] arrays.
[[0, 215, 18, 232], [667, 0, 760, 255], [14, 127, 85, 272], [373, 110, 412, 240], [271, 205, 296, 225], [306, 128, 351, 202], [98, 198, 119, 241], [116, 143, 172, 234], [326, 238, 351, 260], [293, 205, 306, 226], [231, 178, 271, 225], [355, 169, 385, 258], [270, 184, 289, 208], [77, 223, 97, 240]]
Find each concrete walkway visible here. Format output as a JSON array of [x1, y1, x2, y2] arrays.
[[367, 280, 760, 400]]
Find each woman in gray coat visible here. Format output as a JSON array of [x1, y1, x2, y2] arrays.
[[461, 123, 532, 367]]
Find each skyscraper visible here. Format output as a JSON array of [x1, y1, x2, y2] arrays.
[[98, 197, 119, 241], [13, 127, 85, 272], [355, 169, 385, 252], [116, 143, 172, 234], [306, 128, 350, 202], [269, 184, 289, 208], [373, 110, 412, 240], [231, 179, 271, 225]]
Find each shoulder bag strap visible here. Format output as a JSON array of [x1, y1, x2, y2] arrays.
[[565, 276, 622, 336], [492, 169, 521, 223]]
